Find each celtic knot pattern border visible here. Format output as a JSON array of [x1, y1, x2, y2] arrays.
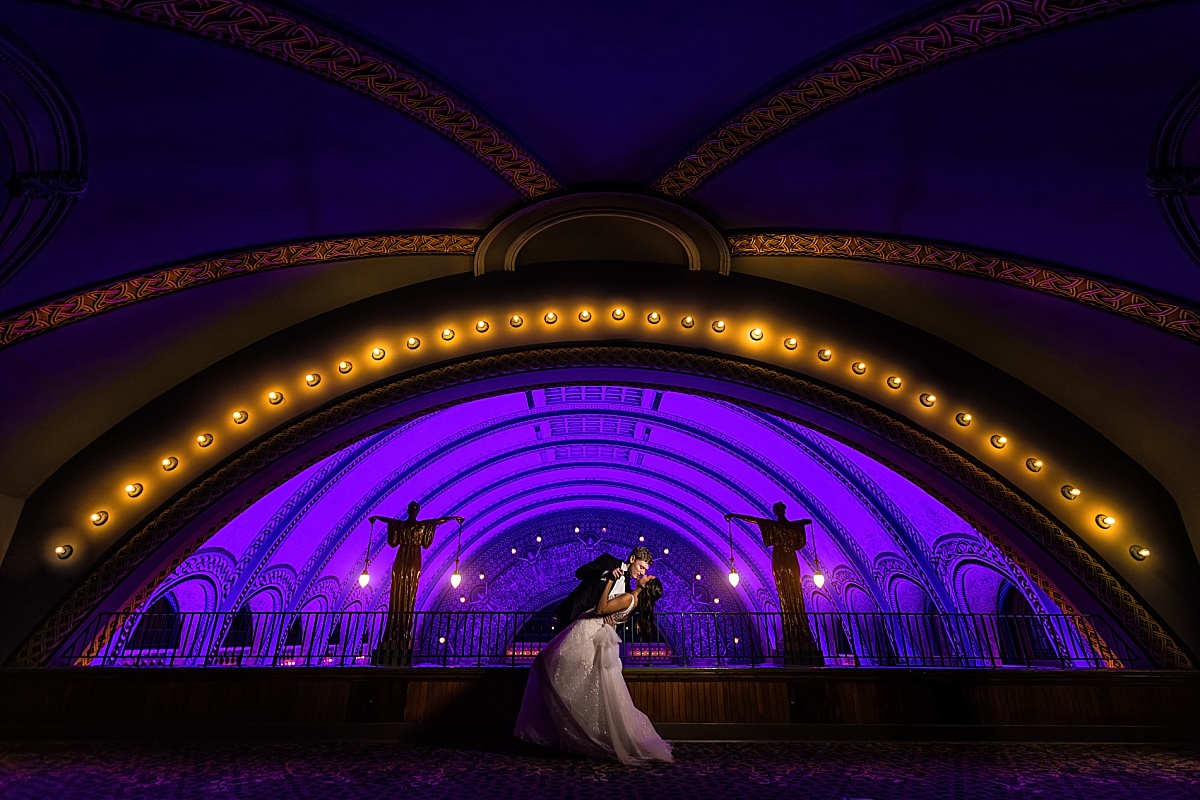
[[55, 0, 559, 197], [0, 233, 478, 350], [651, 0, 1168, 196], [9, 346, 1189, 668], [728, 232, 1200, 345]]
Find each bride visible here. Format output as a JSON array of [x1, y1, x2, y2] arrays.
[[515, 572, 673, 765]]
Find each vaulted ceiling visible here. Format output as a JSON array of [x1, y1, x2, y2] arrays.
[[2, 0, 1200, 663]]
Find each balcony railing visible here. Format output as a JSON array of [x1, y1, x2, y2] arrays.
[[58, 609, 1145, 669]]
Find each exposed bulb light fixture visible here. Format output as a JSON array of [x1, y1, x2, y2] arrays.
[[358, 568, 370, 588], [725, 516, 740, 588], [91, 510, 108, 526], [544, 312, 557, 324], [1096, 514, 1115, 529], [956, 412, 972, 426], [681, 315, 695, 328], [647, 312, 661, 324], [338, 361, 353, 374], [712, 320, 726, 332], [817, 349, 832, 361], [662, 548, 668, 554], [728, 564, 740, 587], [479, 573, 486, 580], [450, 569, 461, 589], [476, 320, 489, 333], [578, 310, 592, 322], [695, 574, 702, 581], [407, 337, 420, 349], [919, 393, 937, 407], [990, 435, 1007, 448], [450, 517, 464, 588], [612, 308, 625, 320], [161, 457, 178, 471], [510, 315, 523, 328], [124, 483, 143, 498], [232, 410, 248, 424], [749, 328, 763, 341], [196, 433, 214, 447], [887, 376, 902, 389], [1061, 485, 1081, 500], [784, 337, 798, 350], [371, 347, 386, 360], [54, 544, 73, 560], [851, 361, 867, 375], [1129, 545, 1150, 561], [305, 373, 321, 387], [813, 571, 826, 588], [442, 328, 454, 341], [1026, 458, 1044, 472]]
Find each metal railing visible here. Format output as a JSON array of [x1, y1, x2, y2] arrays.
[[58, 609, 1145, 669]]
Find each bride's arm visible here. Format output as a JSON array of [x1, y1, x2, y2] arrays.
[[595, 580, 634, 615]]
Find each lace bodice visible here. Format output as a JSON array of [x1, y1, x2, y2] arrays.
[[610, 592, 637, 623]]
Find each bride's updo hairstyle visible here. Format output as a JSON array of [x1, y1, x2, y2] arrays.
[[634, 577, 664, 637]]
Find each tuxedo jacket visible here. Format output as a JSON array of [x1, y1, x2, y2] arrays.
[[554, 553, 625, 627]]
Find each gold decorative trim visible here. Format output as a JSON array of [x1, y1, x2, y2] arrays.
[[10, 347, 1189, 668], [54, 0, 559, 197], [729, 232, 1200, 345], [0, 233, 478, 350], [652, 0, 1171, 196]]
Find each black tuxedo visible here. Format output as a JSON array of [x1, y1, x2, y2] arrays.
[[554, 553, 625, 627]]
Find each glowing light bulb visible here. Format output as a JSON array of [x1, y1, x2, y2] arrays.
[[439, 636, 447, 644], [713, 597, 720, 604], [536, 535, 542, 542], [1026, 458, 1044, 472], [612, 308, 625, 320], [305, 373, 321, 386], [991, 435, 1007, 448], [852, 361, 867, 374], [695, 574, 702, 581], [728, 566, 740, 587], [1096, 514, 1115, 529], [476, 320, 489, 333], [511, 548, 517, 554], [125, 483, 143, 498], [887, 376, 902, 389], [681, 315, 695, 328], [196, 433, 214, 447], [817, 349, 832, 361], [338, 361, 352, 374], [1062, 485, 1081, 500], [450, 568, 462, 588], [510, 315, 523, 328], [232, 410, 248, 424], [749, 328, 763, 341], [371, 348, 385, 360], [578, 310, 592, 322], [956, 412, 972, 426], [54, 544, 73, 560], [161, 457, 178, 471], [407, 337, 420, 349], [1130, 546, 1150, 561], [90, 511, 108, 526], [813, 572, 826, 588], [441, 328, 454, 340], [544, 312, 557, 324], [479, 573, 485, 581], [459, 596, 467, 603], [919, 393, 936, 407], [662, 548, 668, 554], [358, 568, 370, 588], [784, 337, 798, 350], [647, 312, 661, 324], [712, 320, 726, 332]]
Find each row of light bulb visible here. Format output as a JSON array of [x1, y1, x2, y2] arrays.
[[68, 307, 1143, 566]]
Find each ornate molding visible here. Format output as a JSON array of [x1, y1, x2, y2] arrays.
[[728, 232, 1200, 345], [1149, 67, 1200, 267], [52, 0, 559, 197], [0, 25, 89, 287], [10, 346, 1188, 668], [0, 233, 478, 350], [651, 0, 1171, 197]]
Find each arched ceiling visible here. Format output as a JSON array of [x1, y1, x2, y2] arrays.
[[2, 0, 1200, 664]]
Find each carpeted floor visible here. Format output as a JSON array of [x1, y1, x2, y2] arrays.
[[1, 740, 1198, 799]]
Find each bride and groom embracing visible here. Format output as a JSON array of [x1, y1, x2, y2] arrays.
[[514, 546, 674, 765]]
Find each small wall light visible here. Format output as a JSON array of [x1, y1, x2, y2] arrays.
[[54, 544, 73, 560], [695, 574, 702, 581], [476, 320, 489, 333], [161, 457, 178, 471], [405, 337, 419, 350], [268, 391, 285, 405], [371, 347, 386, 360], [232, 410, 248, 424], [510, 315, 523, 328], [305, 373, 321, 387], [544, 312, 557, 324], [1129, 545, 1150, 561], [749, 328, 764, 341], [887, 376, 902, 389], [851, 361, 867, 375], [1061, 485, 1081, 500], [681, 315, 695, 328], [647, 312, 661, 324], [338, 361, 353, 374], [479, 573, 486, 580], [784, 337, 798, 350], [612, 308, 625, 320], [196, 433, 214, 447], [1096, 514, 1115, 529], [955, 412, 972, 426], [441, 328, 455, 341], [817, 349, 832, 361], [919, 393, 936, 407], [1026, 458, 1044, 472], [90, 511, 109, 526], [578, 310, 591, 322], [662, 548, 668, 554], [712, 320, 726, 332], [125, 483, 143, 497], [990, 435, 1007, 448]]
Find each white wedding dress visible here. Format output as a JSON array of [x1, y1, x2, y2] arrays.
[[514, 594, 674, 765]]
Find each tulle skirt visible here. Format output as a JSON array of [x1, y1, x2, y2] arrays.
[[514, 614, 674, 765]]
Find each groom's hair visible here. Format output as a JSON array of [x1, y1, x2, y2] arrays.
[[628, 546, 654, 565]]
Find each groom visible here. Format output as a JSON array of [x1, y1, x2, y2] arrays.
[[555, 545, 654, 627]]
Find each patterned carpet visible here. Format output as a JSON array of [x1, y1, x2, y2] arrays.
[[1, 740, 1198, 800]]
